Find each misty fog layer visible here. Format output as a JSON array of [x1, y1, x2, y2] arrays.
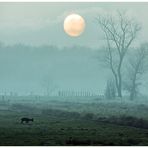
[[0, 45, 109, 95], [0, 3, 147, 97]]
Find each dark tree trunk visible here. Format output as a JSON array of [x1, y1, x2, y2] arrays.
[[129, 72, 137, 100], [116, 57, 123, 98]]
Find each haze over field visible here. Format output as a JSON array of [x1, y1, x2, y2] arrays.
[[1, 2, 148, 146], [0, 45, 108, 95], [0, 3, 148, 96]]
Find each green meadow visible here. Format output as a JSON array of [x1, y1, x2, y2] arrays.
[[0, 96, 148, 146]]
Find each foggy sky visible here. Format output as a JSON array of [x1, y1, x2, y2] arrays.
[[0, 2, 148, 95], [0, 2, 148, 47]]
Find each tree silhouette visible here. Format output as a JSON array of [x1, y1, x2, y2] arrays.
[[124, 43, 148, 100], [96, 11, 141, 98]]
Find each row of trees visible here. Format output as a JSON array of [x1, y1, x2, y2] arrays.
[[97, 11, 148, 100]]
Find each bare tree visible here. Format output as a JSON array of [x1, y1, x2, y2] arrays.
[[96, 11, 141, 98], [105, 79, 116, 99], [124, 43, 148, 100], [42, 75, 58, 96]]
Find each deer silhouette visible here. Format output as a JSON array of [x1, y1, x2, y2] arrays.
[[21, 117, 34, 124]]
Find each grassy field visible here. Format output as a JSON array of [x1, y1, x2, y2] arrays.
[[0, 96, 148, 146]]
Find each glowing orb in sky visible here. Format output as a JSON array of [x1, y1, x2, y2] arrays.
[[64, 14, 85, 37]]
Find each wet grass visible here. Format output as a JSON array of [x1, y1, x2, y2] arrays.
[[0, 107, 148, 146]]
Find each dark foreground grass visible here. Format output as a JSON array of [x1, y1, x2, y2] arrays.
[[0, 108, 148, 146]]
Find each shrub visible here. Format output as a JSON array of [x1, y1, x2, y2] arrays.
[[96, 115, 148, 129]]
